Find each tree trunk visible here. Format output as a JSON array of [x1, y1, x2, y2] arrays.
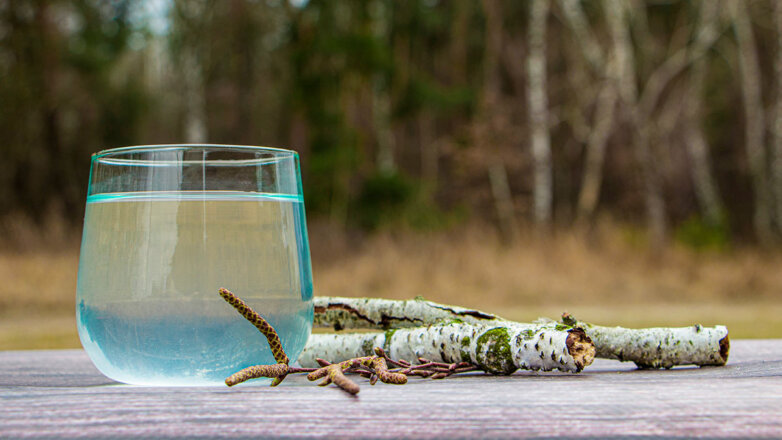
[[558, 0, 604, 73], [34, 2, 78, 218], [558, 0, 616, 224], [488, 162, 518, 243], [180, 2, 208, 144], [605, 0, 667, 249], [576, 79, 618, 223], [479, 0, 518, 237], [527, 0, 553, 226], [732, 0, 774, 243], [183, 50, 208, 143], [684, 0, 723, 225]]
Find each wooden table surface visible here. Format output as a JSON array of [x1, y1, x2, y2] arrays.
[[2, 340, 782, 439]]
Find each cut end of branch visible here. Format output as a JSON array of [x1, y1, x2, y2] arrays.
[[566, 328, 596, 372], [718, 334, 730, 365]]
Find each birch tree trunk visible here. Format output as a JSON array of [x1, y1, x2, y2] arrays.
[[605, 0, 667, 249], [731, 0, 774, 243], [558, 0, 604, 73], [577, 80, 618, 223], [527, 0, 553, 226], [179, 1, 208, 144], [606, 0, 725, 248], [557, 0, 617, 224], [183, 50, 208, 144], [684, 0, 723, 225]]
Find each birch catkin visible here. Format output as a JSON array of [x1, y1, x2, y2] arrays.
[[299, 322, 595, 374]]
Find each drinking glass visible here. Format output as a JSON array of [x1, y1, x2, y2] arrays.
[[75, 145, 314, 386]]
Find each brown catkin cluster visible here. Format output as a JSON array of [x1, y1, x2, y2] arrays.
[[307, 356, 408, 394]]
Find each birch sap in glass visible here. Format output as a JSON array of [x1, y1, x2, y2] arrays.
[[75, 145, 313, 386]]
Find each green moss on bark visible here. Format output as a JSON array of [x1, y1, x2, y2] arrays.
[[475, 328, 516, 375], [460, 335, 472, 363], [383, 329, 397, 351]]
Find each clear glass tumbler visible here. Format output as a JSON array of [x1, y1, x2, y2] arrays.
[[75, 145, 314, 385]]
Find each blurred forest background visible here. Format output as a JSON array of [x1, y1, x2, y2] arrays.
[[2, 0, 782, 348]]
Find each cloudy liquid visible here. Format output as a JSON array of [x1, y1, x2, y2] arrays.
[[76, 191, 313, 386]]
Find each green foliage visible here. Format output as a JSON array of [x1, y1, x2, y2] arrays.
[[354, 172, 416, 230], [353, 172, 463, 231], [394, 75, 475, 117], [0, 0, 146, 222], [1, 0, 779, 245], [675, 216, 731, 252]]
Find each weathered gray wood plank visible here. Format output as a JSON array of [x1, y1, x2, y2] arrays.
[[1, 340, 782, 439]]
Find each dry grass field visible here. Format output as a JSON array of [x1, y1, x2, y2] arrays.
[[2, 221, 782, 350]]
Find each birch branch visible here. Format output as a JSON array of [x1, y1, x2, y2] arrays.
[[300, 322, 595, 374], [561, 314, 729, 369], [311, 296, 730, 369], [557, 0, 604, 74], [314, 296, 501, 330]]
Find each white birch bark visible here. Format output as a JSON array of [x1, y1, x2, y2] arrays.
[[311, 296, 730, 368], [314, 296, 501, 330], [183, 49, 208, 143], [178, 1, 208, 144], [299, 322, 595, 374], [731, 0, 774, 242], [527, 0, 553, 225], [564, 317, 729, 368]]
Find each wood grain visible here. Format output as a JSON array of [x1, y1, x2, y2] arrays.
[[1, 341, 782, 438]]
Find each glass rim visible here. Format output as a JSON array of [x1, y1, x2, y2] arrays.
[[92, 144, 298, 167]]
